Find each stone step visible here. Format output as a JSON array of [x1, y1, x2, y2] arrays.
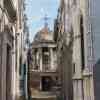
[[31, 97, 57, 100]]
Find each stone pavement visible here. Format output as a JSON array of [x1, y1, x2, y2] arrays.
[[31, 90, 57, 100]]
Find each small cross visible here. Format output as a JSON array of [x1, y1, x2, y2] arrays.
[[43, 14, 50, 27]]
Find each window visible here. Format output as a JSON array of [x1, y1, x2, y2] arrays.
[[23, 63, 26, 75], [42, 47, 50, 71], [34, 65, 39, 70], [80, 15, 85, 70], [73, 63, 76, 74], [19, 56, 22, 75]]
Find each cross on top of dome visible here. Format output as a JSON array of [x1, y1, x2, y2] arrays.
[[43, 14, 50, 28]]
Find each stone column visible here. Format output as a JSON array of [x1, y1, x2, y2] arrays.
[[50, 48, 53, 71], [90, 76, 94, 100], [1, 34, 7, 100], [11, 49, 16, 100], [38, 48, 42, 90], [83, 76, 94, 100], [0, 35, 2, 99], [83, 77, 90, 100], [40, 77, 42, 91], [16, 35, 20, 100], [73, 80, 83, 100], [39, 48, 42, 71]]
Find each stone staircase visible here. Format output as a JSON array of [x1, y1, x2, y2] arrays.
[[31, 91, 57, 100]]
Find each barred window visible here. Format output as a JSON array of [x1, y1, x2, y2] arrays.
[[42, 47, 50, 71]]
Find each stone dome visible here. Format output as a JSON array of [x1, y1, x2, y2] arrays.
[[34, 26, 54, 42]]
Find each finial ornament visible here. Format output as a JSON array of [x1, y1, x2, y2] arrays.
[[43, 14, 50, 28]]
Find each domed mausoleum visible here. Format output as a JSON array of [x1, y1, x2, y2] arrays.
[[29, 25, 59, 99]]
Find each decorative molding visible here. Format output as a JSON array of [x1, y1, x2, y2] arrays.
[[4, 0, 16, 22]]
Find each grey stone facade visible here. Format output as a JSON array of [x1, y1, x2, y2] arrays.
[[29, 26, 59, 99], [0, 0, 27, 100], [54, 0, 73, 100], [54, 0, 97, 100], [0, 0, 16, 99]]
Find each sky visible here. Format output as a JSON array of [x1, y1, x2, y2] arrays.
[[25, 0, 60, 42], [24, 0, 100, 62]]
